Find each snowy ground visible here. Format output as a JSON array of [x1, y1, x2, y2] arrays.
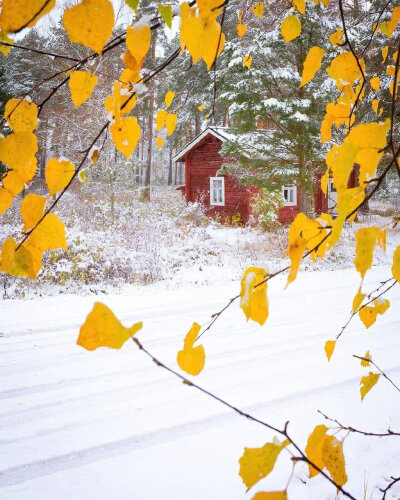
[[0, 267, 399, 499]]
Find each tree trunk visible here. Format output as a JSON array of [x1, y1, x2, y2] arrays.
[[167, 147, 173, 185]]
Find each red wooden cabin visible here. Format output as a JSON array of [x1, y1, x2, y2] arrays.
[[173, 127, 357, 224]]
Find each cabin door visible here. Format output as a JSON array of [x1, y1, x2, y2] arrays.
[[327, 178, 337, 215]]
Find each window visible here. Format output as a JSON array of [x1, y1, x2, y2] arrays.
[[282, 185, 297, 206], [210, 177, 225, 206]]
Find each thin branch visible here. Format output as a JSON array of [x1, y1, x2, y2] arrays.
[[353, 355, 400, 394], [380, 475, 400, 499], [11, 0, 54, 34], [318, 410, 400, 437], [131, 336, 357, 499], [0, 41, 80, 61]]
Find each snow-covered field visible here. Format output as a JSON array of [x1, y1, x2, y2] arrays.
[[1, 267, 399, 499]]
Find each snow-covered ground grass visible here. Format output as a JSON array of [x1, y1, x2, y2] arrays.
[[1, 185, 399, 299], [0, 267, 399, 499]]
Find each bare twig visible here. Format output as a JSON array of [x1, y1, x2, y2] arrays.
[[318, 410, 400, 437], [353, 355, 400, 394], [380, 475, 400, 499]]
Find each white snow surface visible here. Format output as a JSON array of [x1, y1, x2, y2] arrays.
[[0, 267, 399, 499]]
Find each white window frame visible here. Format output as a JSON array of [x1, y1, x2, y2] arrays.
[[282, 185, 297, 206], [210, 177, 225, 206]]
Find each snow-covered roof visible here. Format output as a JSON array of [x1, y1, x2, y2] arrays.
[[172, 126, 272, 162]]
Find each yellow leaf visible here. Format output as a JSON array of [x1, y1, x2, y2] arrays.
[[104, 81, 136, 120], [392, 245, 400, 282], [281, 15, 301, 43], [322, 436, 348, 486], [20, 194, 46, 231], [286, 214, 308, 286], [292, 0, 305, 15], [370, 76, 380, 91], [371, 99, 379, 115], [156, 109, 167, 131], [352, 288, 365, 313], [4, 98, 38, 132], [166, 113, 177, 136], [374, 298, 390, 315], [359, 306, 377, 328], [45, 158, 75, 196], [158, 4, 173, 29], [251, 2, 264, 19], [324, 340, 336, 361], [240, 267, 268, 325], [239, 439, 290, 490], [360, 372, 380, 401], [63, 0, 114, 55], [0, 32, 14, 56], [90, 149, 99, 165], [110, 116, 141, 158], [156, 137, 164, 150], [0, 237, 42, 279], [347, 119, 390, 149], [327, 52, 365, 87], [243, 55, 253, 68], [177, 322, 205, 375], [0, 0, 55, 33], [0, 187, 13, 215], [2, 171, 24, 196], [79, 170, 87, 184], [68, 71, 98, 107], [356, 148, 383, 185], [305, 424, 329, 477], [251, 493, 287, 500], [379, 6, 400, 37], [28, 214, 67, 251], [300, 46, 325, 88], [198, 104, 205, 111], [77, 302, 143, 350], [165, 91, 175, 109], [123, 49, 142, 71], [126, 23, 151, 70], [180, 1, 225, 71], [330, 142, 358, 194], [361, 351, 371, 367], [236, 24, 247, 37], [382, 46, 388, 61], [329, 27, 343, 46], [354, 226, 380, 279], [0, 132, 38, 183]]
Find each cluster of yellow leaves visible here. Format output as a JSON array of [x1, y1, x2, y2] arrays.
[[180, 0, 225, 70], [77, 302, 143, 350], [69, 71, 98, 108], [0, 0, 55, 34], [236, 10, 247, 38], [239, 438, 290, 490], [155, 101, 178, 148], [63, 0, 114, 55], [177, 322, 205, 375], [105, 81, 137, 121], [305, 425, 347, 485], [240, 267, 269, 325], [359, 298, 390, 329], [0, 98, 39, 214]]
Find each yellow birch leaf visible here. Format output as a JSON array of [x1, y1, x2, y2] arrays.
[[359, 306, 377, 328], [252, 493, 288, 500], [0, 187, 13, 215], [324, 340, 336, 361], [79, 170, 87, 184], [237, 24, 247, 37], [374, 298, 390, 315], [239, 439, 290, 490], [104, 81, 136, 120], [45, 158, 75, 196], [361, 351, 371, 367], [251, 2, 264, 19], [158, 4, 173, 29], [281, 15, 301, 43], [156, 109, 167, 131], [119, 69, 141, 85], [20, 194, 46, 231], [0, 33, 14, 56], [320, 113, 334, 143], [292, 0, 305, 15], [166, 113, 177, 136], [4, 98, 38, 132], [110, 116, 141, 158], [354, 226, 380, 279], [322, 436, 348, 486], [0, 0, 55, 33], [371, 99, 379, 115], [69, 71, 98, 108], [347, 119, 390, 149], [28, 214, 67, 251], [126, 23, 151, 69], [387, 65, 395, 76], [300, 46, 325, 88], [379, 6, 400, 37], [156, 137, 164, 149], [360, 372, 379, 401], [0, 237, 42, 279], [177, 322, 205, 375], [305, 424, 329, 478], [352, 288, 365, 313], [198, 104, 205, 111], [286, 220, 307, 286], [392, 245, 400, 282], [330, 142, 358, 194], [0, 132, 38, 183], [377, 228, 386, 252], [320, 169, 329, 195], [370, 76, 380, 91], [382, 46, 388, 61], [243, 55, 253, 68], [329, 27, 343, 46], [90, 149, 99, 165], [356, 148, 383, 185], [327, 52, 365, 87], [77, 302, 143, 351], [240, 267, 268, 325], [2, 171, 24, 196], [165, 91, 175, 109], [123, 49, 142, 71], [63, 0, 114, 55]]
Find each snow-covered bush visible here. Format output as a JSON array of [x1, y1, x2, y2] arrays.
[[250, 188, 283, 231]]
